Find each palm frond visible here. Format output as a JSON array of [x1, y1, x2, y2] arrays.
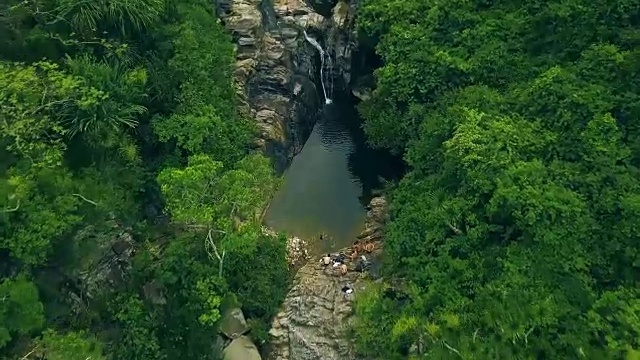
[[55, 0, 165, 36]]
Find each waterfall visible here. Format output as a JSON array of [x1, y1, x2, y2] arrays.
[[303, 31, 332, 104]]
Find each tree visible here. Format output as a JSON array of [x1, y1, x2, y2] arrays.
[[111, 295, 164, 360], [158, 153, 279, 231], [352, 0, 640, 358], [0, 276, 44, 349], [32, 329, 106, 360]]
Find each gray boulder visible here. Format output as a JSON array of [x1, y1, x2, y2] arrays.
[[223, 335, 262, 360], [220, 307, 251, 339]]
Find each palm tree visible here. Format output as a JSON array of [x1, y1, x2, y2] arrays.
[[54, 0, 165, 37], [61, 54, 147, 137]]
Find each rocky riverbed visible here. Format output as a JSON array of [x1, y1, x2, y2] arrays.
[[267, 196, 387, 360]]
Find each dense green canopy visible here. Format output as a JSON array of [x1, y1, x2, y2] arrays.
[[0, 0, 287, 359], [352, 0, 640, 359], [2, 0, 640, 358]]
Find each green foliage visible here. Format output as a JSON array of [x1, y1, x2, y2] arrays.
[[111, 295, 164, 360], [158, 154, 225, 225], [148, 233, 227, 360], [354, 0, 640, 358], [158, 153, 279, 228], [36, 329, 106, 360], [55, 0, 165, 36], [0, 276, 44, 349], [63, 54, 147, 137], [223, 229, 289, 320], [0, 61, 91, 165], [351, 284, 405, 358], [196, 278, 223, 326], [1, 168, 82, 265], [0, 0, 288, 359], [153, 0, 254, 163]]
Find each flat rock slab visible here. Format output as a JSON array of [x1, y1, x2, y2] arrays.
[[268, 258, 365, 360]]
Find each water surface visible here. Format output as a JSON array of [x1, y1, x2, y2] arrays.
[[264, 98, 403, 255]]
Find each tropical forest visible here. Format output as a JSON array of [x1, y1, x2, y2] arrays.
[[0, 0, 639, 359]]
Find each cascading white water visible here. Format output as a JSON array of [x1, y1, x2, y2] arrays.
[[303, 30, 332, 104]]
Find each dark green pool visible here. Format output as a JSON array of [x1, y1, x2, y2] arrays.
[[264, 97, 402, 255]]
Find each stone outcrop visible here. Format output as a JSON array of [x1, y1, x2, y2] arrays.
[[215, 0, 361, 171], [224, 336, 262, 360], [262, 226, 311, 268], [351, 73, 374, 101], [219, 307, 263, 360], [267, 197, 387, 360], [220, 307, 252, 339], [326, 0, 358, 92], [216, 0, 320, 171], [357, 196, 388, 243], [66, 220, 135, 306], [267, 259, 362, 360]]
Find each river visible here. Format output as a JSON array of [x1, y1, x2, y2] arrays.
[[264, 96, 402, 255]]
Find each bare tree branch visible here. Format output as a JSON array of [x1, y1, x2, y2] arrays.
[[20, 346, 38, 360], [447, 222, 462, 235], [1, 199, 20, 213], [524, 326, 535, 345], [205, 229, 226, 277], [22, 99, 68, 117], [442, 341, 462, 357], [184, 224, 208, 230], [72, 193, 98, 206]]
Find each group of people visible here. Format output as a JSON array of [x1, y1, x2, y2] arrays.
[[317, 234, 377, 301], [350, 239, 375, 260], [318, 233, 376, 274], [319, 246, 374, 276], [320, 252, 348, 275]]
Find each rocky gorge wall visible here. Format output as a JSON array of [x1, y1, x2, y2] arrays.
[[214, 0, 360, 171]]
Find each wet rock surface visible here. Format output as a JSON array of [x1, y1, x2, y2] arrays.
[[267, 197, 387, 360], [261, 226, 311, 268], [216, 0, 361, 170], [327, 0, 358, 92], [358, 196, 387, 243], [217, 0, 319, 170]]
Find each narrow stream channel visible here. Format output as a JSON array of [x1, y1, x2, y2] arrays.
[[264, 95, 402, 255]]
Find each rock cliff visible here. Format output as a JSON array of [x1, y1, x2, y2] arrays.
[[215, 0, 360, 171], [267, 197, 387, 360]]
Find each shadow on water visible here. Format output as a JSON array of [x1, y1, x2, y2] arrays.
[[264, 95, 404, 256]]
